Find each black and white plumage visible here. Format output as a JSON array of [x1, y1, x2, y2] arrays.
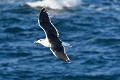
[[34, 8, 70, 62]]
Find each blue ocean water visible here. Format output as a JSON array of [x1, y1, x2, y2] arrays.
[[1, 0, 120, 80]]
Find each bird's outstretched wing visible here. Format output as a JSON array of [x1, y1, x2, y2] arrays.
[[50, 45, 70, 62], [38, 8, 59, 40]]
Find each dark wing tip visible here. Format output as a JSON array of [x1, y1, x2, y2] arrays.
[[65, 59, 71, 63], [39, 7, 50, 23], [60, 56, 71, 63], [39, 7, 48, 17], [41, 7, 47, 13]]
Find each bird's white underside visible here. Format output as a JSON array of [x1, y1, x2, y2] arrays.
[[39, 38, 51, 47]]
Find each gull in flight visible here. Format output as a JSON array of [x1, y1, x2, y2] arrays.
[[34, 8, 70, 62]]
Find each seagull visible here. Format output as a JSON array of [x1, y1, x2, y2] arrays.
[[34, 8, 70, 62]]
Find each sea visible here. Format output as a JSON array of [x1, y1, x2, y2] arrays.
[[0, 0, 120, 80]]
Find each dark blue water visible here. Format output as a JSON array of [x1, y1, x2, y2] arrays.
[[1, 0, 120, 80]]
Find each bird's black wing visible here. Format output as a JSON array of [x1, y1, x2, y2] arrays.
[[38, 8, 59, 40], [50, 44, 70, 62]]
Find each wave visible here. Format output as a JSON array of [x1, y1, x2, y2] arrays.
[[4, 27, 24, 33], [0, 0, 14, 4], [87, 4, 110, 11], [26, 0, 81, 10]]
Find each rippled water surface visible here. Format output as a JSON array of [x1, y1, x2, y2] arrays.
[[1, 0, 120, 80]]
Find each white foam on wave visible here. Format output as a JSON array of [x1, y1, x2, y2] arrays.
[[88, 4, 110, 11], [26, 0, 81, 10]]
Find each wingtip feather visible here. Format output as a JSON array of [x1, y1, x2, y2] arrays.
[[66, 59, 71, 63], [41, 7, 47, 13]]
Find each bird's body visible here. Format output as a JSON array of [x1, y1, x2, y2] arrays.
[[35, 38, 50, 47], [34, 8, 70, 62]]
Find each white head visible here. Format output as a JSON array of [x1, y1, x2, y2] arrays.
[[34, 39, 51, 47], [34, 39, 44, 44]]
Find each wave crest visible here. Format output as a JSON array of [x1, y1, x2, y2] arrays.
[[26, 0, 81, 10]]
